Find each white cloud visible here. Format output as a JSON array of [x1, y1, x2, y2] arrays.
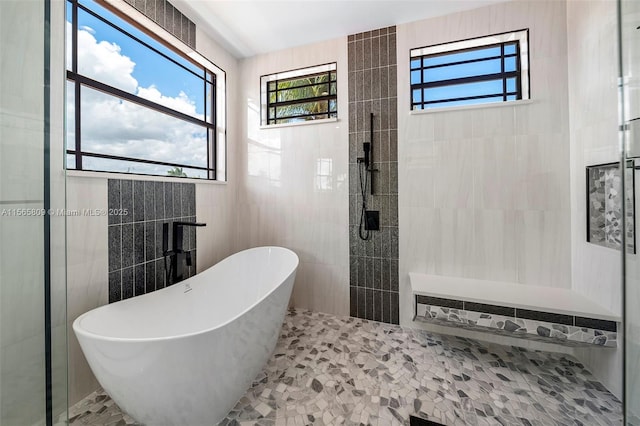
[[67, 22, 209, 177], [137, 85, 201, 118]]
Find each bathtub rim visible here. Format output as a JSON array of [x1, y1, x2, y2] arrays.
[[73, 246, 298, 344]]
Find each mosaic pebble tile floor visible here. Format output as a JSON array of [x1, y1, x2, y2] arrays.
[[67, 309, 622, 426]]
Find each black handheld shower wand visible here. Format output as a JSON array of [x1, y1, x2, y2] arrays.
[[363, 142, 371, 169]]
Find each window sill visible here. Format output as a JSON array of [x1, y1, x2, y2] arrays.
[[260, 117, 339, 130], [410, 99, 533, 115], [65, 169, 228, 185]]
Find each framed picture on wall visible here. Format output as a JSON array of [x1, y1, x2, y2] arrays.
[[586, 161, 636, 254]]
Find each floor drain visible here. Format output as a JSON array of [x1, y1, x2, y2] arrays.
[[409, 415, 445, 426]]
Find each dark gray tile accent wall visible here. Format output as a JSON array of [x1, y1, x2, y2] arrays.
[[123, 0, 196, 49], [107, 179, 197, 303], [348, 27, 399, 325]]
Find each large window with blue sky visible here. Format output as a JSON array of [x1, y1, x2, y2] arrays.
[[410, 29, 529, 110], [66, 0, 220, 179]]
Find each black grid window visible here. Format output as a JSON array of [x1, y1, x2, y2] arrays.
[[262, 64, 337, 125], [410, 30, 529, 110], [66, 0, 219, 179]]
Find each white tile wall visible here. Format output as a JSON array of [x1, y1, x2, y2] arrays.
[[398, 0, 573, 336], [237, 38, 350, 316]]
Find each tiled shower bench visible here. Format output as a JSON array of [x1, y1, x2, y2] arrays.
[[410, 273, 621, 347]]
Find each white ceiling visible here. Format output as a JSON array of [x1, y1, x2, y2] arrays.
[[174, 0, 509, 58]]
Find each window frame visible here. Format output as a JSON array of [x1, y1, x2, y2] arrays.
[[66, 0, 224, 180], [410, 29, 530, 111], [260, 63, 338, 126]]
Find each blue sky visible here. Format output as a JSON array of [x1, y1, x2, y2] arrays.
[[68, 0, 206, 117], [410, 44, 518, 108]]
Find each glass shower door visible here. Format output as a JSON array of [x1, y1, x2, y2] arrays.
[[0, 0, 67, 424], [622, 0, 640, 423]]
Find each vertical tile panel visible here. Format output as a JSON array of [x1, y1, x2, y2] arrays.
[[133, 180, 144, 222], [107, 180, 121, 225], [365, 258, 374, 288], [356, 287, 366, 319], [372, 228, 382, 258], [380, 67, 389, 99], [189, 22, 196, 49], [390, 227, 399, 259], [164, 182, 174, 218], [349, 27, 398, 324], [350, 286, 358, 317], [188, 184, 196, 216], [376, 130, 388, 162], [390, 294, 399, 324], [390, 259, 399, 292], [363, 37, 371, 71], [173, 182, 182, 218], [121, 180, 133, 224], [389, 65, 397, 98], [121, 223, 134, 269], [381, 258, 390, 291], [144, 181, 155, 221], [388, 33, 397, 66], [108, 271, 121, 303], [122, 267, 134, 299], [108, 225, 122, 272], [389, 98, 398, 130], [371, 36, 380, 69], [181, 13, 189, 45], [373, 258, 381, 289], [389, 130, 398, 162], [379, 98, 389, 131], [365, 288, 374, 320], [382, 291, 391, 323], [374, 290, 383, 322], [378, 195, 389, 227], [181, 183, 191, 216], [390, 162, 399, 194], [146, 261, 156, 293], [146, 0, 157, 21], [389, 197, 399, 227], [371, 68, 380, 101], [356, 256, 365, 287], [349, 255, 358, 286], [155, 221, 165, 259], [348, 41, 355, 72], [165, 3, 175, 36], [355, 40, 363, 71], [154, 181, 164, 220], [379, 35, 388, 67], [145, 221, 155, 261], [174, 9, 182, 40], [363, 69, 371, 101], [134, 222, 145, 265], [133, 0, 145, 12], [156, 0, 166, 28], [134, 264, 145, 296], [355, 70, 363, 102], [365, 234, 374, 258]]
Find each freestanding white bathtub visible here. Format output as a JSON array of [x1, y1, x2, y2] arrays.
[[73, 246, 298, 425]]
